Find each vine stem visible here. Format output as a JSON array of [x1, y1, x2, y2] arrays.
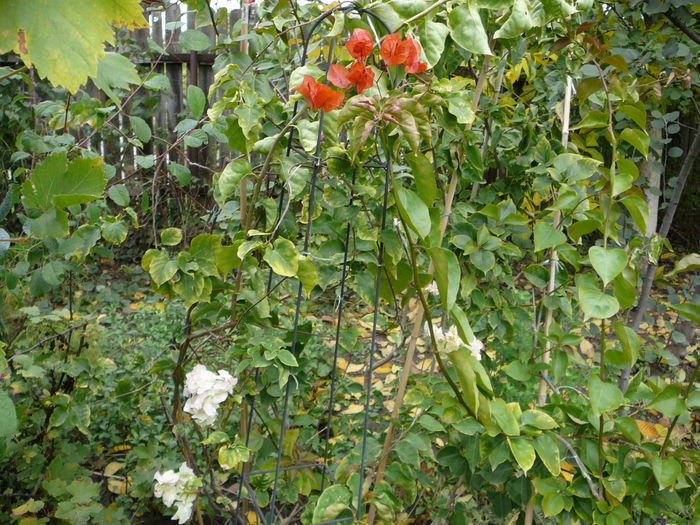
[[367, 57, 490, 525]]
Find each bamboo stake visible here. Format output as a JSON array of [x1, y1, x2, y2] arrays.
[[525, 74, 573, 525], [367, 56, 491, 525], [238, 0, 253, 228]]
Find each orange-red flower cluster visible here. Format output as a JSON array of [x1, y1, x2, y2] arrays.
[[294, 75, 344, 112], [380, 33, 427, 74], [328, 28, 376, 94], [294, 29, 427, 111]]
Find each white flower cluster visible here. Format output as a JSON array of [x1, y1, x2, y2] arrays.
[[183, 364, 237, 426], [425, 280, 440, 296], [426, 322, 483, 361], [154, 463, 199, 524]]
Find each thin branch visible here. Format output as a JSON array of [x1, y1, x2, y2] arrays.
[[555, 434, 603, 501], [665, 11, 700, 46]]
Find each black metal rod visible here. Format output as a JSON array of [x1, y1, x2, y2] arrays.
[[356, 160, 391, 519]]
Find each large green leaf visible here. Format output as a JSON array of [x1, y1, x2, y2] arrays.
[[395, 186, 431, 239], [312, 485, 352, 523], [216, 159, 252, 205], [448, 3, 492, 55], [494, 0, 534, 39], [406, 152, 436, 206], [0, 0, 146, 93], [612, 321, 639, 365], [576, 273, 620, 319], [427, 247, 460, 311], [648, 385, 686, 417], [534, 221, 566, 252], [620, 128, 650, 156], [589, 375, 624, 417], [507, 436, 535, 473], [263, 238, 299, 277], [533, 434, 560, 476], [491, 399, 520, 436], [22, 152, 106, 211], [671, 302, 700, 325], [93, 52, 141, 105], [420, 20, 449, 66], [651, 457, 681, 491], [187, 85, 206, 119], [31, 208, 69, 239], [0, 390, 18, 440], [588, 246, 627, 286]]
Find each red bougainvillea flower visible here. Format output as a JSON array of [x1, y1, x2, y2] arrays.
[[327, 64, 351, 89], [404, 35, 428, 74], [346, 61, 375, 93], [294, 75, 344, 111], [346, 28, 374, 60], [380, 33, 411, 66]]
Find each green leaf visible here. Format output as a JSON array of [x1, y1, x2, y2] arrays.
[[418, 414, 445, 432], [667, 253, 700, 277], [602, 477, 626, 502], [620, 128, 650, 156], [648, 385, 686, 417], [542, 492, 565, 517], [534, 221, 566, 252], [147, 251, 178, 287], [179, 29, 211, 51], [448, 3, 492, 55], [445, 95, 475, 125], [588, 246, 627, 286], [218, 443, 251, 470], [395, 186, 431, 239], [507, 436, 535, 473], [216, 159, 252, 204], [534, 434, 560, 476], [189, 234, 222, 277], [612, 321, 639, 365], [160, 227, 183, 246], [0, 390, 18, 440], [615, 416, 641, 444], [551, 153, 601, 182], [94, 52, 141, 104], [23, 152, 106, 211], [577, 77, 603, 102], [108, 184, 130, 207], [234, 105, 264, 140], [470, 249, 495, 273], [312, 485, 352, 523], [494, 0, 534, 40], [572, 109, 609, 130], [671, 303, 700, 325], [31, 208, 69, 239], [297, 255, 318, 294], [277, 350, 298, 367], [102, 220, 128, 244], [0, 0, 146, 93], [505, 361, 531, 382], [620, 195, 648, 234], [521, 410, 558, 430], [576, 273, 619, 319], [651, 456, 681, 490], [427, 247, 460, 311], [172, 272, 208, 306], [406, 153, 436, 206], [589, 375, 624, 417], [263, 238, 299, 277], [129, 115, 152, 143], [216, 245, 241, 276], [420, 20, 449, 66], [619, 103, 646, 129], [491, 399, 520, 436], [447, 350, 479, 415], [187, 85, 206, 118]]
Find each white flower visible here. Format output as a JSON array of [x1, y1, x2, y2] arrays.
[[466, 338, 484, 361], [154, 463, 200, 524], [425, 281, 439, 296], [425, 322, 462, 356], [425, 322, 484, 361], [183, 364, 237, 426], [154, 469, 180, 507]]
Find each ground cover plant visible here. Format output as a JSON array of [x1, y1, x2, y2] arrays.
[[0, 0, 699, 524]]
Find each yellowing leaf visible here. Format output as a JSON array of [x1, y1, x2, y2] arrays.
[[0, 0, 147, 93]]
